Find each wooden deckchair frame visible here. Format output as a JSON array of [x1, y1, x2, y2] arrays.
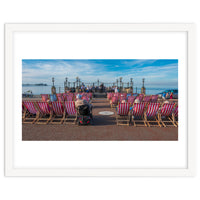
[[35, 102, 53, 124], [157, 103, 176, 127], [144, 103, 161, 127], [22, 101, 40, 124], [116, 103, 131, 126], [50, 101, 65, 124], [131, 103, 146, 127], [64, 101, 77, 124]]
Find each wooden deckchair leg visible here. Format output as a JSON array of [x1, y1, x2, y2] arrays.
[[46, 111, 53, 124], [32, 112, 39, 124], [60, 110, 65, 124]]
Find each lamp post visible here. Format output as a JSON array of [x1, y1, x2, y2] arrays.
[[120, 77, 122, 92], [141, 78, 146, 94], [51, 77, 56, 94], [64, 77, 68, 93]]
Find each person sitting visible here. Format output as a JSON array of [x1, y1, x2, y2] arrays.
[[75, 94, 92, 112], [170, 92, 173, 99]]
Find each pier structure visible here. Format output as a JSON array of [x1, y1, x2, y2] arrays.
[[50, 77, 146, 94]]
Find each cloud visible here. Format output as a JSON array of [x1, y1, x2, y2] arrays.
[[22, 59, 178, 88]]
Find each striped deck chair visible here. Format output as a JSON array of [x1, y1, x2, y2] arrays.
[[35, 101, 53, 124], [65, 95, 73, 101], [63, 93, 68, 100], [56, 93, 64, 101], [119, 95, 126, 103], [143, 95, 151, 103], [171, 105, 178, 127], [64, 101, 77, 124], [111, 96, 118, 108], [136, 94, 144, 102], [50, 101, 65, 124], [41, 94, 49, 102], [158, 103, 175, 127], [151, 95, 158, 102], [116, 103, 130, 125], [22, 101, 39, 124], [132, 103, 146, 126], [144, 103, 161, 127], [127, 96, 135, 106], [22, 103, 28, 121]]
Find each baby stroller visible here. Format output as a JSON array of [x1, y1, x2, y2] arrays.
[[77, 104, 93, 125]]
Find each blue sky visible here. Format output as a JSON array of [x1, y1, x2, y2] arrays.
[[22, 59, 178, 88]]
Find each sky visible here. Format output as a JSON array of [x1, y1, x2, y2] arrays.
[[22, 59, 178, 88]]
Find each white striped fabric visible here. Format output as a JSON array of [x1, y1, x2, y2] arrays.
[[36, 101, 51, 114], [132, 103, 145, 117], [128, 96, 135, 104], [117, 103, 129, 115], [160, 103, 175, 116], [23, 101, 38, 114], [52, 101, 64, 115], [174, 106, 178, 117], [64, 101, 77, 115], [151, 95, 158, 102], [41, 94, 49, 102], [146, 103, 160, 118], [66, 96, 73, 101], [112, 96, 118, 104], [143, 96, 151, 102]]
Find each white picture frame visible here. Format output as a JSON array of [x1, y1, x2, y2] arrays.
[[5, 23, 196, 176]]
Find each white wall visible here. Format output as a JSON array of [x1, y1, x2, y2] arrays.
[[0, 1, 199, 200]]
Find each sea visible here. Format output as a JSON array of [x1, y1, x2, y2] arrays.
[[22, 85, 177, 95]]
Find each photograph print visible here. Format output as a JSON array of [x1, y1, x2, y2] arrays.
[[22, 59, 178, 141]]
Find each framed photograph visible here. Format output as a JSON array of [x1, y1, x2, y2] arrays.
[[5, 23, 195, 176]]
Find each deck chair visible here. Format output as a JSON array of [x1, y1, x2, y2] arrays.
[[158, 103, 175, 127], [35, 101, 53, 124], [111, 96, 118, 108], [132, 103, 146, 126], [64, 101, 77, 124], [144, 103, 161, 127], [22, 101, 39, 124], [127, 96, 135, 106], [22, 103, 28, 121], [116, 103, 130, 125], [119, 95, 126, 103], [171, 105, 178, 127], [41, 94, 49, 102], [65, 95, 73, 101], [136, 94, 144, 102], [56, 93, 64, 101], [50, 101, 65, 124], [151, 95, 158, 102], [143, 95, 151, 103]]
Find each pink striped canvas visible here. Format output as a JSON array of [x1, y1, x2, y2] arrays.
[[160, 103, 175, 116], [23, 101, 38, 114], [132, 103, 145, 117], [41, 94, 49, 102], [143, 96, 151, 102], [66, 95, 73, 101], [64, 101, 77, 115], [36, 101, 51, 114], [151, 95, 158, 102], [112, 96, 118, 104], [51, 101, 64, 115], [128, 96, 135, 105], [146, 103, 160, 118], [117, 103, 129, 115], [174, 106, 178, 117]]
